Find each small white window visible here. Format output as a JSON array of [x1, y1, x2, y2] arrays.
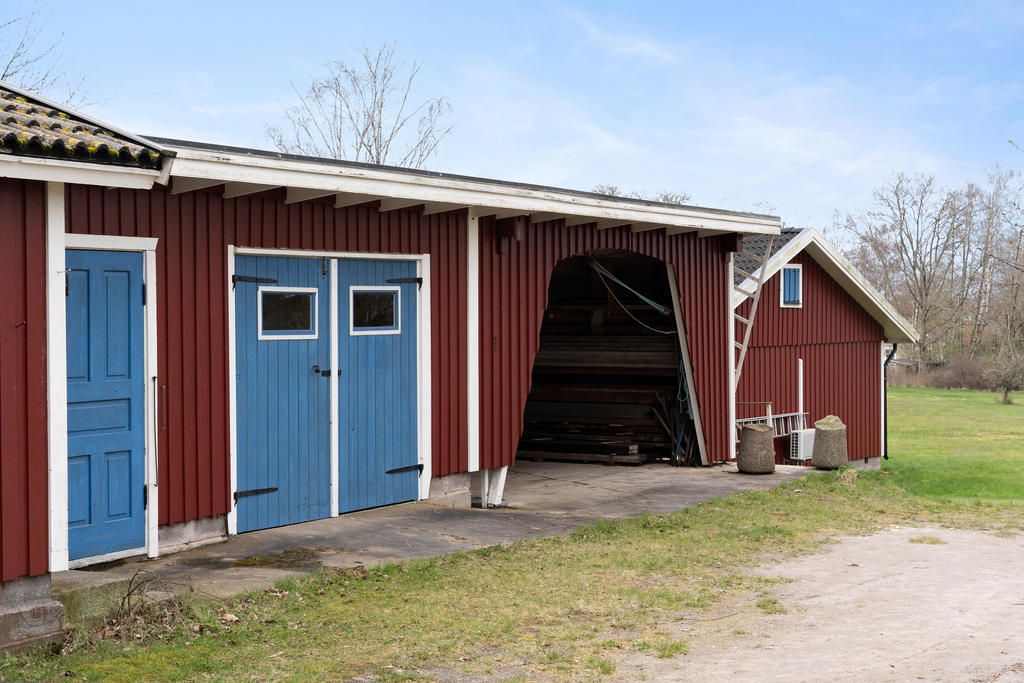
[[780, 265, 802, 308], [350, 286, 401, 336], [258, 286, 319, 340]]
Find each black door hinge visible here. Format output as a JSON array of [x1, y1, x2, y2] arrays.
[[143, 484, 148, 510], [385, 277, 423, 290], [385, 463, 424, 475], [232, 274, 278, 289], [142, 283, 147, 306], [234, 487, 278, 503]]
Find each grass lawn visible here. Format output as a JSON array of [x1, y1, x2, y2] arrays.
[[4, 387, 1022, 682], [886, 386, 1024, 501]]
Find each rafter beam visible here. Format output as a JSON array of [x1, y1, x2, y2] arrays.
[[630, 222, 665, 233], [378, 198, 424, 212], [335, 193, 381, 208], [170, 177, 222, 195], [423, 202, 467, 215], [223, 182, 277, 199], [481, 208, 528, 220], [596, 219, 630, 230], [665, 225, 699, 236], [529, 212, 564, 224], [563, 216, 594, 227], [285, 188, 336, 205]]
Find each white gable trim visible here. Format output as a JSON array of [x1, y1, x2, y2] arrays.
[[731, 228, 918, 343]]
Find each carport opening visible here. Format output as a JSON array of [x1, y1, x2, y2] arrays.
[[517, 250, 702, 467]]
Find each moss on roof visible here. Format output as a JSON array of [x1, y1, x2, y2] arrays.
[[0, 87, 161, 169]]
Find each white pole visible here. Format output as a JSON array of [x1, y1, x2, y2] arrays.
[[798, 358, 804, 426]]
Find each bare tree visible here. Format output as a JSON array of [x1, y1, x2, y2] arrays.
[[0, 6, 86, 105], [985, 343, 1024, 404], [845, 173, 981, 372], [266, 43, 454, 168], [592, 184, 692, 205]]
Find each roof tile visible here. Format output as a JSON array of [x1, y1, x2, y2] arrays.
[[0, 87, 161, 168]]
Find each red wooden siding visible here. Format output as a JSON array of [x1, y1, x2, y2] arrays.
[[0, 179, 48, 581], [66, 185, 467, 527], [478, 218, 735, 468], [738, 252, 883, 348], [737, 251, 884, 462]]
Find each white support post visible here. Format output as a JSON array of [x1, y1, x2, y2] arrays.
[[485, 466, 508, 507], [144, 248, 159, 558], [466, 209, 481, 473], [46, 181, 69, 573], [417, 254, 433, 501], [727, 253, 737, 462], [330, 259, 339, 516], [226, 247, 238, 535]]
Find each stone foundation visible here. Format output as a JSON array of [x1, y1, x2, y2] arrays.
[[158, 515, 228, 555], [0, 574, 64, 653], [847, 456, 882, 471], [427, 473, 472, 508]]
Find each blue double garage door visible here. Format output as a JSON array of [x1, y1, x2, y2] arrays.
[[234, 255, 421, 533]]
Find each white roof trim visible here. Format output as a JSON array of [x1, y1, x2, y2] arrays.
[[0, 154, 160, 189], [165, 145, 781, 236], [731, 228, 918, 343]]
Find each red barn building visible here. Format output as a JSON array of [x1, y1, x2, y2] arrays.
[[733, 229, 916, 465], [0, 83, 913, 648]]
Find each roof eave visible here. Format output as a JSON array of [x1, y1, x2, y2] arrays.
[[163, 144, 781, 237]]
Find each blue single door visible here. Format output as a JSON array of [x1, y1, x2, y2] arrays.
[[235, 255, 331, 532], [337, 259, 419, 512], [66, 249, 146, 560]]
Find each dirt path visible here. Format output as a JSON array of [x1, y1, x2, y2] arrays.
[[620, 527, 1024, 682]]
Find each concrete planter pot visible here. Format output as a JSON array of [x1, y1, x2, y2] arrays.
[[737, 423, 775, 474], [812, 415, 848, 469]]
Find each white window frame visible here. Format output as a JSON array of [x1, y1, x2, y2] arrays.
[[780, 264, 803, 308], [349, 285, 401, 336], [257, 285, 319, 340]]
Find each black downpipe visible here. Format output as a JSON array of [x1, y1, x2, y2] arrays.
[[882, 344, 898, 460]]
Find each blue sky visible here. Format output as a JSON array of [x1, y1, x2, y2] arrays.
[[13, 1, 1024, 227]]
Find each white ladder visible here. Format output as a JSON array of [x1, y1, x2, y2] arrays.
[[733, 235, 774, 389]]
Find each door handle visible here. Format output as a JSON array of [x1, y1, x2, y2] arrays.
[[313, 365, 331, 377]]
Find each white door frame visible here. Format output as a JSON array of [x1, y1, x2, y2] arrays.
[[226, 246, 432, 536], [47, 203, 160, 570]]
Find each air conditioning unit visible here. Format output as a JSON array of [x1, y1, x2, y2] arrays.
[[789, 428, 815, 461]]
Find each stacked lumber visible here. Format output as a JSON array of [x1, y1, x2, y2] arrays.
[[517, 334, 682, 465]]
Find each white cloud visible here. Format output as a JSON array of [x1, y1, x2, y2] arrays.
[[566, 11, 677, 66]]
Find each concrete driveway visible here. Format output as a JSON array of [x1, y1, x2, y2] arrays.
[[53, 461, 806, 613]]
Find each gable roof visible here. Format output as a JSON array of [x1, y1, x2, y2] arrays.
[[733, 229, 804, 286], [0, 82, 163, 169], [732, 227, 918, 343]]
